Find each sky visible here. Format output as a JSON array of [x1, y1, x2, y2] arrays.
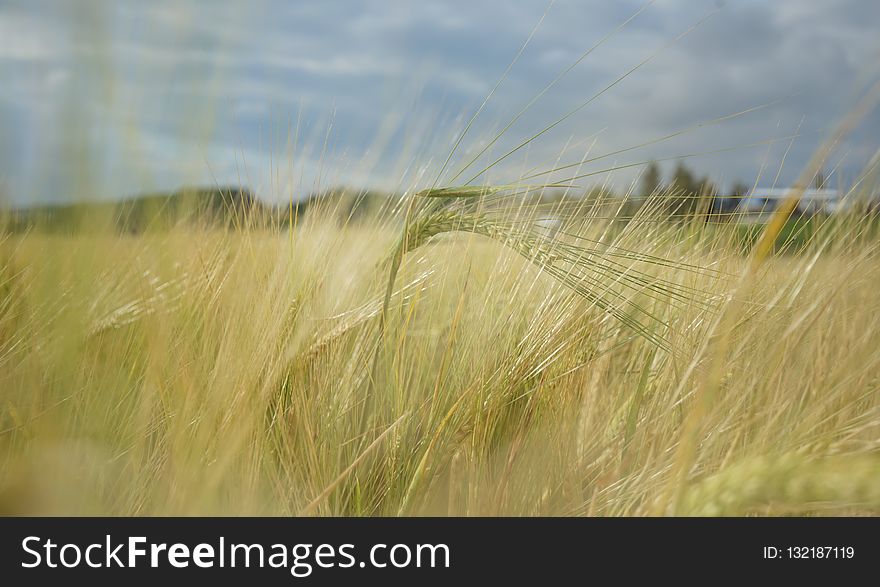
[[1, 0, 879, 206]]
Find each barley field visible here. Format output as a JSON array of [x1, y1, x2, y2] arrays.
[[2, 191, 879, 515]]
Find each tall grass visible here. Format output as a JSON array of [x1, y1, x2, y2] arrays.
[[2, 193, 879, 515]]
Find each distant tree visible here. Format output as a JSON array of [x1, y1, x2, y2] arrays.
[[690, 175, 714, 219], [640, 161, 663, 197], [666, 161, 699, 215], [709, 180, 751, 218], [731, 181, 750, 197], [697, 176, 716, 197], [814, 169, 827, 190], [671, 161, 697, 195]]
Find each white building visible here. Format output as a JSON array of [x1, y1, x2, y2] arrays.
[[739, 188, 843, 217]]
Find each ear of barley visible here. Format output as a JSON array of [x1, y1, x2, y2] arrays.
[[679, 454, 880, 516], [380, 185, 719, 351]]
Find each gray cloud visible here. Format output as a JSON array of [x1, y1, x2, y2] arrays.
[[1, 0, 878, 205]]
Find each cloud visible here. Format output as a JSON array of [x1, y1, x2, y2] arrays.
[[0, 7, 60, 61], [1, 0, 878, 205]]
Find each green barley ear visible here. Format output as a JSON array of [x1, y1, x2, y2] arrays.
[[678, 453, 880, 516], [415, 184, 570, 199], [416, 186, 501, 199]]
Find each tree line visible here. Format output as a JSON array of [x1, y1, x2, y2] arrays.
[[639, 161, 752, 216]]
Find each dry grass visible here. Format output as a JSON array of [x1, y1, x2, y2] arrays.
[[1, 200, 878, 516]]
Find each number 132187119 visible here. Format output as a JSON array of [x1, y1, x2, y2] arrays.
[[763, 546, 855, 559]]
